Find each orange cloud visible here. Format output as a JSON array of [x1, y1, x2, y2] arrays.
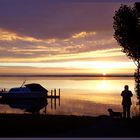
[[72, 31, 96, 39], [0, 28, 42, 42]]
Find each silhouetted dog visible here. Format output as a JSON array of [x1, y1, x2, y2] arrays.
[[108, 108, 122, 118]]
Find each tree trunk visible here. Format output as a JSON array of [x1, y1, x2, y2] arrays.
[[135, 59, 140, 107], [138, 59, 140, 102]]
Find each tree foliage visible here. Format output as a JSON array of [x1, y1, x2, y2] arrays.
[[113, 3, 140, 63], [113, 3, 140, 105]]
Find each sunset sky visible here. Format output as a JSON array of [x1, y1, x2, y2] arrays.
[[0, 0, 137, 75]]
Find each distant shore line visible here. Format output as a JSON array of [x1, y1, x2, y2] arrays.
[[0, 74, 134, 77]]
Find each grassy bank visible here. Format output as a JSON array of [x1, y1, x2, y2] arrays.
[[0, 113, 139, 137]]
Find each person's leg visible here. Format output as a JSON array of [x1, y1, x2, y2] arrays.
[[123, 105, 126, 118], [127, 105, 131, 118]]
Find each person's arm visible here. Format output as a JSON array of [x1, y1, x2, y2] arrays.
[[130, 91, 133, 97]]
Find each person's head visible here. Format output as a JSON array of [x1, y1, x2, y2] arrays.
[[124, 85, 129, 90]]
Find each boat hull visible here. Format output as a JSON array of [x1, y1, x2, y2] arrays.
[[0, 92, 47, 99]]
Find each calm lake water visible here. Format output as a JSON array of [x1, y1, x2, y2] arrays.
[[0, 76, 138, 117]]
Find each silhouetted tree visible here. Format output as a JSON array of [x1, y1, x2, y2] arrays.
[[113, 3, 140, 105]]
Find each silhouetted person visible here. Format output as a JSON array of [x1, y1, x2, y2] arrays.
[[121, 85, 133, 118]]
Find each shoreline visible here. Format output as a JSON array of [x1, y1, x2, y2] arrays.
[[0, 113, 139, 137]]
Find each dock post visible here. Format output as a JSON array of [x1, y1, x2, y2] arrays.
[[51, 98, 53, 109], [54, 88, 56, 97], [51, 90, 53, 97], [44, 103, 47, 114], [59, 88, 60, 97], [58, 88, 60, 106], [51, 90, 53, 109], [54, 98, 56, 110]]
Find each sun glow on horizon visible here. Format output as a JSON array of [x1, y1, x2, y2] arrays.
[[103, 72, 106, 76], [0, 60, 136, 75]]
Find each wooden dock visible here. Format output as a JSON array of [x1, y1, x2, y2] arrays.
[[43, 88, 61, 113], [47, 88, 60, 99]]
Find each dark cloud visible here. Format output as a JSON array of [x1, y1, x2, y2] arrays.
[[0, 0, 122, 39]]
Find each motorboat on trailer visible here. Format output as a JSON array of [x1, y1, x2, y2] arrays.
[[0, 83, 48, 99]]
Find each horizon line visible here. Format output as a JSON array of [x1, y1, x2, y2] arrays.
[[0, 74, 134, 77]]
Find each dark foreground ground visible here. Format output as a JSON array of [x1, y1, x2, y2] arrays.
[[0, 113, 140, 137]]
